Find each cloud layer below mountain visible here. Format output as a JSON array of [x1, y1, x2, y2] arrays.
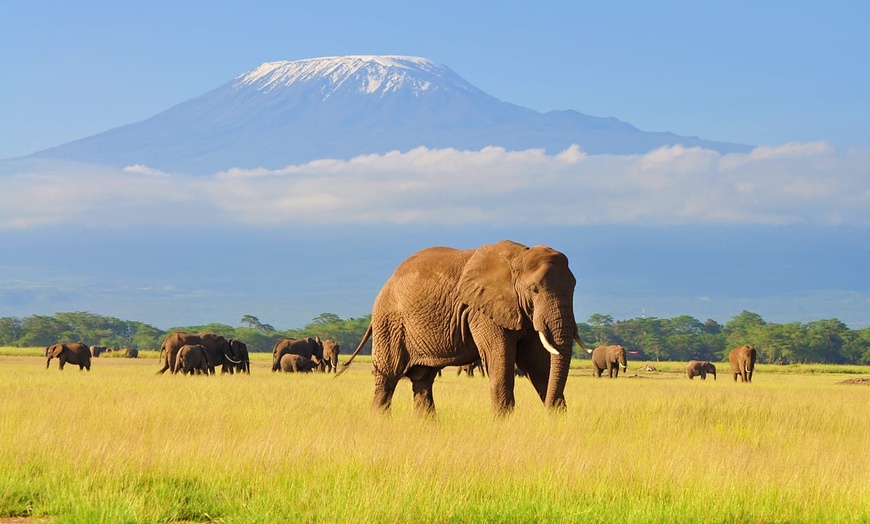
[[3, 142, 868, 230]]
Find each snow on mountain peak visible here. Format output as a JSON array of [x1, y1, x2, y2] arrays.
[[233, 55, 478, 98]]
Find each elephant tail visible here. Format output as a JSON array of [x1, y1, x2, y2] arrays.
[[335, 324, 372, 378], [574, 327, 592, 353]]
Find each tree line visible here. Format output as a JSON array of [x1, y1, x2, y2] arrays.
[[2, 310, 869, 364]]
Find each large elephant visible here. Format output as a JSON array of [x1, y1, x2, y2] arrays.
[[589, 344, 628, 378], [319, 339, 340, 373], [272, 337, 324, 372], [339, 240, 586, 416], [158, 332, 241, 374], [174, 344, 210, 375], [46, 343, 92, 371], [279, 354, 318, 373], [685, 360, 716, 380], [729, 345, 757, 383]]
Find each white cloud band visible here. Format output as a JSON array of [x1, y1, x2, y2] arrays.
[[1, 142, 868, 229]]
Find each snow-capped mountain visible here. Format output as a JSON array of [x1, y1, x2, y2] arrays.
[[26, 55, 750, 174]]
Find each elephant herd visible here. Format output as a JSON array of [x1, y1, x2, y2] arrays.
[[42, 240, 761, 419], [682, 345, 758, 382], [157, 332, 341, 375], [584, 343, 757, 382], [44, 332, 342, 376]]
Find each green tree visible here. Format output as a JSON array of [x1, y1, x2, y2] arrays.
[[804, 319, 848, 364], [0, 317, 24, 345], [240, 315, 275, 333], [587, 313, 614, 344]]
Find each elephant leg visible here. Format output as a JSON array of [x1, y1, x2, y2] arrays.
[[372, 373, 400, 413], [472, 321, 518, 415], [408, 366, 439, 417]]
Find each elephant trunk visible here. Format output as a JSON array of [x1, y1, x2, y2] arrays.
[[534, 303, 574, 410]]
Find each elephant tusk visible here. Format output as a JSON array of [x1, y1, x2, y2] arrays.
[[226, 356, 242, 365], [538, 331, 560, 356]]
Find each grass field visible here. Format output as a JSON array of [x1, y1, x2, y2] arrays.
[[1, 351, 869, 523]]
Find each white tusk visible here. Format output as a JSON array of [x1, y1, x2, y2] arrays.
[[538, 331, 560, 356]]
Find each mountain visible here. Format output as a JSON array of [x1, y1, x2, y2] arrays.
[[25, 55, 750, 175]]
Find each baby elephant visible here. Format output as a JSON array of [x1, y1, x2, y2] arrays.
[[279, 354, 317, 373], [175, 344, 210, 375], [685, 360, 716, 380]]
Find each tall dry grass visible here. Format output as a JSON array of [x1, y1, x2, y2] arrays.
[[1, 354, 868, 522]]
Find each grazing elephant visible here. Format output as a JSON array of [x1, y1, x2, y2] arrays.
[[46, 343, 91, 371], [685, 360, 716, 380], [319, 339, 340, 373], [729, 345, 757, 383], [90, 345, 107, 358], [272, 337, 324, 372], [175, 344, 210, 375], [456, 358, 486, 377], [279, 354, 317, 373], [158, 332, 241, 374], [228, 339, 250, 374], [339, 240, 587, 416], [123, 348, 139, 358], [589, 344, 628, 378]]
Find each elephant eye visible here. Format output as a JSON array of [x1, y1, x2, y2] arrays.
[[530, 285, 540, 294]]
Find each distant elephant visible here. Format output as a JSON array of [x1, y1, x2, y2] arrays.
[[588, 344, 628, 378], [729, 345, 757, 383], [456, 358, 486, 377], [158, 332, 241, 374], [46, 343, 91, 371], [228, 339, 250, 374], [175, 344, 210, 375], [272, 337, 324, 372], [123, 348, 139, 358], [685, 360, 716, 380], [339, 240, 587, 416], [279, 353, 317, 373], [319, 339, 340, 373], [90, 345, 107, 358]]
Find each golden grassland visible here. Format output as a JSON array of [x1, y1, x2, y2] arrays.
[[1, 351, 869, 523]]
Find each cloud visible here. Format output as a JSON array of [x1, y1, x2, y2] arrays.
[[1, 142, 868, 230]]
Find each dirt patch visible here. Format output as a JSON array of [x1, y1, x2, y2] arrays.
[[836, 376, 870, 385]]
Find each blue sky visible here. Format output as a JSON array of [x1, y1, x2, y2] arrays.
[[1, 1, 869, 329], [2, 0, 868, 160]]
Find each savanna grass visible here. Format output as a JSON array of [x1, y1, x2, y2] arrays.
[[1, 354, 868, 523]]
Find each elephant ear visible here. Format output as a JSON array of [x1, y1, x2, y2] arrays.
[[457, 241, 527, 331]]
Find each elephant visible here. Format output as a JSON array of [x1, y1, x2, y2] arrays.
[[685, 360, 716, 380], [90, 345, 107, 358], [228, 339, 250, 374], [588, 344, 628, 378], [272, 337, 324, 372], [729, 345, 757, 383], [338, 240, 587, 416], [279, 353, 317, 373], [46, 343, 91, 371], [456, 358, 486, 377], [319, 339, 340, 373], [123, 348, 139, 358], [174, 344, 210, 375], [158, 332, 242, 374]]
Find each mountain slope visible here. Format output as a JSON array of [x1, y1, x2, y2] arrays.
[[27, 55, 750, 174]]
